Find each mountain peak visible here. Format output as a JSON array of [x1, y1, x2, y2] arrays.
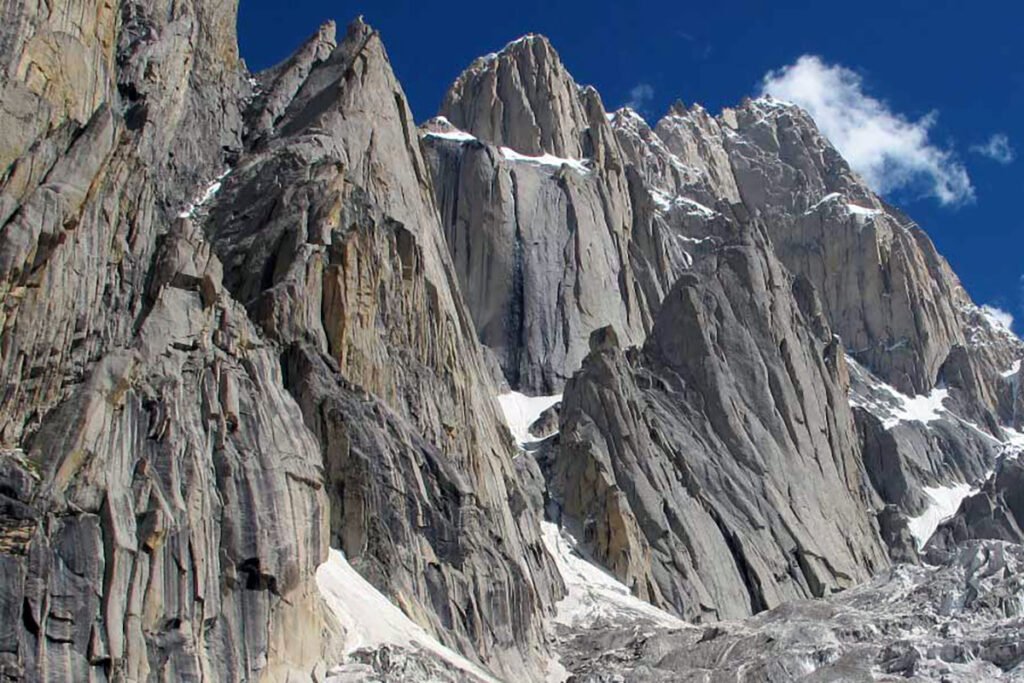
[[440, 33, 593, 157]]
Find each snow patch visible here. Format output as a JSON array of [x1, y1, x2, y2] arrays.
[[846, 203, 883, 216], [422, 117, 478, 143], [981, 304, 1015, 332], [1003, 360, 1022, 379], [888, 387, 950, 428], [849, 378, 950, 430], [424, 128, 477, 143], [497, 392, 562, 447], [540, 522, 685, 630], [650, 189, 716, 217], [317, 548, 498, 682], [908, 483, 976, 549], [499, 147, 590, 174], [804, 194, 883, 218], [805, 192, 842, 214], [751, 94, 797, 110], [1003, 427, 1024, 451], [178, 169, 231, 218]]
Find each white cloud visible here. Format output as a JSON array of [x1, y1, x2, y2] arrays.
[[981, 304, 1014, 331], [625, 83, 654, 112], [971, 133, 1015, 164], [760, 55, 974, 206]]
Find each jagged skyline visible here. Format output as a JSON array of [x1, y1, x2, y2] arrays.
[[240, 0, 1024, 333]]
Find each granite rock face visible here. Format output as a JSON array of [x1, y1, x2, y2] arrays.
[[545, 224, 888, 621], [926, 455, 1024, 558], [440, 35, 605, 160], [428, 35, 1023, 588], [0, 6, 561, 683], [202, 19, 563, 681], [3, 6, 1024, 683], [718, 99, 1022, 407], [0, 0, 334, 679], [425, 38, 654, 393]]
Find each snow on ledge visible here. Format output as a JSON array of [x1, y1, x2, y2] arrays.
[[424, 128, 477, 143], [540, 522, 685, 630], [907, 483, 975, 549], [499, 147, 590, 174], [650, 188, 717, 218], [317, 548, 498, 682], [804, 193, 883, 219], [1003, 359, 1022, 379], [849, 373, 950, 430], [804, 192, 842, 214], [178, 169, 231, 218], [497, 392, 562, 447], [421, 116, 478, 144], [846, 203, 883, 217]]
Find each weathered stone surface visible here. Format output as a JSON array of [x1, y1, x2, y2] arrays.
[[425, 133, 636, 392], [717, 98, 1023, 406], [0, 0, 335, 678], [245, 21, 338, 146], [528, 403, 561, 439], [441, 35, 593, 160], [4, 10, 1024, 683], [203, 19, 562, 680], [545, 224, 889, 621], [926, 456, 1024, 561], [876, 505, 921, 565]]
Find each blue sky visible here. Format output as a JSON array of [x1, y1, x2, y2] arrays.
[[239, 0, 1024, 331]]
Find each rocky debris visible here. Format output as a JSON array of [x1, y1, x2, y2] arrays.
[[322, 647, 490, 683], [555, 540, 1024, 681]]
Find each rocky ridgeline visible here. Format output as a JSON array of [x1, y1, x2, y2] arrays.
[[0, 4, 1022, 682]]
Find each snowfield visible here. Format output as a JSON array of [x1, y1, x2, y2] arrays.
[[540, 522, 685, 630], [316, 548, 499, 682], [907, 482, 977, 550], [849, 378, 950, 430], [497, 391, 562, 447]]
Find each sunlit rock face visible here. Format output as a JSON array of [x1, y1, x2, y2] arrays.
[[1, 6, 1023, 683]]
